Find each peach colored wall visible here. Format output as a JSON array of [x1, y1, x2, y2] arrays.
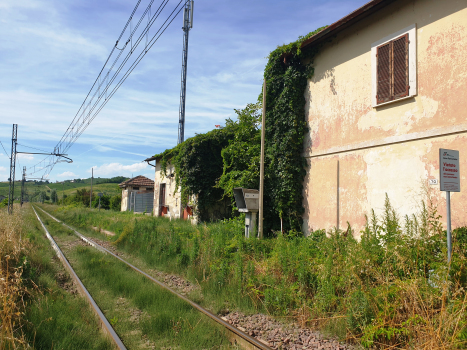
[[303, 0, 467, 235]]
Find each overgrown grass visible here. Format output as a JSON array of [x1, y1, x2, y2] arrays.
[[0, 204, 114, 349], [36, 210, 233, 349], [40, 194, 467, 349]]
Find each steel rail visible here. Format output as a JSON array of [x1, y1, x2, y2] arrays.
[[36, 206, 272, 350], [32, 206, 127, 350]]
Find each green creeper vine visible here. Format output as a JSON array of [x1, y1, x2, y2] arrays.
[[154, 26, 327, 233], [262, 26, 327, 233], [154, 127, 234, 221]]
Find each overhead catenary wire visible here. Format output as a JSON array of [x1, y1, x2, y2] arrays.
[[30, 0, 189, 179], [55, 0, 176, 156], [55, 0, 144, 149], [17, 143, 50, 154], [72, 0, 187, 139], [0, 140, 10, 159]]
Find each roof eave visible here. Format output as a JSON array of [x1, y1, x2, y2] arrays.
[[300, 0, 395, 51], [144, 156, 157, 162]]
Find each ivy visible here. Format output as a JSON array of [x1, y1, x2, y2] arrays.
[[153, 26, 328, 233], [262, 26, 327, 233], [154, 128, 234, 221]]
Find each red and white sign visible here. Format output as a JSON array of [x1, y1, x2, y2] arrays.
[[439, 148, 460, 192]]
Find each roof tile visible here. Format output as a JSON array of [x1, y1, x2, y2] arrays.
[[119, 175, 154, 188]]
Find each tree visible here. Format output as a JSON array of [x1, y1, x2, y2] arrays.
[[75, 188, 94, 206], [50, 189, 58, 204], [110, 194, 122, 211], [218, 103, 262, 207]]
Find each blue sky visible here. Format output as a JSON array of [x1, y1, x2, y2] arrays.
[[0, 0, 368, 182]]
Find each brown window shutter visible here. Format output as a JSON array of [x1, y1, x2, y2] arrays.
[[392, 33, 409, 99], [376, 43, 391, 104]]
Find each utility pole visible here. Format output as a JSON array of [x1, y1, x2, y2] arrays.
[[8, 124, 18, 215], [90, 168, 93, 209], [62, 181, 64, 205], [177, 0, 194, 145], [21, 166, 26, 207], [258, 80, 266, 239]]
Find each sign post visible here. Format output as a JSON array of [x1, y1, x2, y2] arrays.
[[439, 148, 460, 263], [98, 192, 103, 211]]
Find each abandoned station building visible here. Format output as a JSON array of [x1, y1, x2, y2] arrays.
[[119, 175, 154, 213], [301, 0, 467, 233], [143, 156, 195, 221]]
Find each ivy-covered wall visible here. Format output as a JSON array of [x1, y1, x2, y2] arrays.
[[260, 26, 326, 234]]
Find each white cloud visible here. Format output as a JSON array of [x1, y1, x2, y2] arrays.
[[17, 154, 34, 161], [89, 162, 149, 177], [57, 171, 77, 178], [0, 166, 7, 182]]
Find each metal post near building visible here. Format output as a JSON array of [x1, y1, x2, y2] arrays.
[[439, 148, 460, 263], [21, 166, 26, 207], [177, 0, 194, 145], [98, 192, 103, 211], [8, 124, 18, 215]]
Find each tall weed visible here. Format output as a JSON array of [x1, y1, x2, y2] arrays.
[[41, 196, 467, 349], [0, 206, 31, 349]]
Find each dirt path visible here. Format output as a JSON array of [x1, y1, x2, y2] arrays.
[[92, 226, 115, 236]]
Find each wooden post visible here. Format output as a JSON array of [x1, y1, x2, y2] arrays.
[[258, 79, 266, 239]]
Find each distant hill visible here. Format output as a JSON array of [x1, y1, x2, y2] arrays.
[[0, 176, 129, 200]]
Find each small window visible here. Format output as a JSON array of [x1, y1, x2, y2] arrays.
[[372, 24, 417, 107], [376, 34, 409, 104], [133, 187, 139, 190]]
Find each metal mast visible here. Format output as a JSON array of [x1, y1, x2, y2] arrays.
[[7, 124, 18, 215], [21, 166, 26, 207], [177, 1, 194, 145]]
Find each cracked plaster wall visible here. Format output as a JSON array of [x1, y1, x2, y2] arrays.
[[303, 0, 467, 235]]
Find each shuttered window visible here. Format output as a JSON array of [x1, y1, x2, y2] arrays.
[[376, 33, 409, 105]]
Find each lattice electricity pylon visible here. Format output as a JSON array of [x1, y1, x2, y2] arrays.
[[21, 166, 26, 207], [7, 124, 18, 215], [177, 1, 194, 145]]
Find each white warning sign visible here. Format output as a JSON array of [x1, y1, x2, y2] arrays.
[[439, 148, 460, 192]]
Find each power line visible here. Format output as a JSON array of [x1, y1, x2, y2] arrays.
[[28, 0, 189, 180], [0, 140, 10, 159], [56, 0, 144, 149], [17, 143, 50, 153], [43, 0, 188, 179], [55, 0, 175, 156]]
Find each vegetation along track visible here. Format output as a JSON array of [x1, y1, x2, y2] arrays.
[[32, 205, 127, 350], [33, 205, 272, 350]]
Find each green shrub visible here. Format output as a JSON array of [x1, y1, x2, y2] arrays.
[[40, 196, 467, 349]]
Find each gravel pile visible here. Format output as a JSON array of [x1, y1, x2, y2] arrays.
[[149, 270, 198, 295], [221, 312, 353, 350]]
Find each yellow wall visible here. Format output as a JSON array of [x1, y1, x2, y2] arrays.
[[303, 0, 467, 235]]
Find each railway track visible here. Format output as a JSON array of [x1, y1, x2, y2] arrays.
[[32, 205, 127, 350], [33, 205, 272, 350]]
